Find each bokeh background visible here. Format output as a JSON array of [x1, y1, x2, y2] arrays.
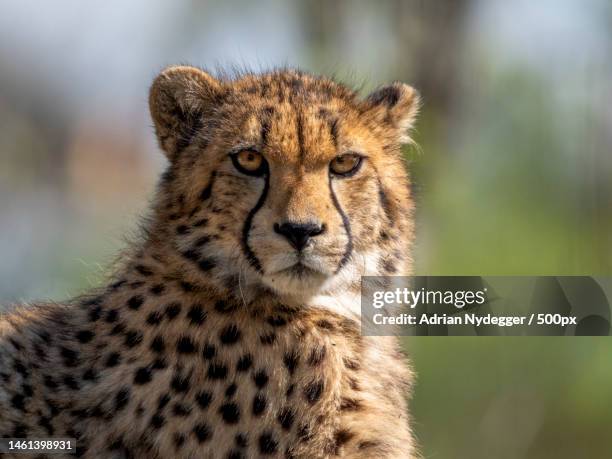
[[1, 1, 611, 457]]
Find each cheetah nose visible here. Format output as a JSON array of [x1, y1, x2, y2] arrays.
[[273, 221, 326, 251]]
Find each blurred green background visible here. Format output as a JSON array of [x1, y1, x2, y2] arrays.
[[1, 1, 611, 457]]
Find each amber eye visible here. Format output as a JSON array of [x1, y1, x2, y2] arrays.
[[231, 149, 266, 176], [329, 153, 363, 177]]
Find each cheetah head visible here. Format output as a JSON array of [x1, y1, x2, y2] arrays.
[[149, 66, 418, 301]]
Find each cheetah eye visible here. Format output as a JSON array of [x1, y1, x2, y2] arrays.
[[231, 149, 267, 176], [329, 153, 363, 177]]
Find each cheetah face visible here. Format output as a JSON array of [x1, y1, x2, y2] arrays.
[[150, 67, 418, 299]]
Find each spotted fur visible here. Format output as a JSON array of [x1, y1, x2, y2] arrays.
[[0, 66, 420, 458]]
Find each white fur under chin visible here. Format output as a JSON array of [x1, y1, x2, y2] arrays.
[[261, 249, 382, 319], [307, 291, 363, 319]]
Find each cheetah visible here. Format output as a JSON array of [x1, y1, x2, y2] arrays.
[[0, 66, 420, 458]]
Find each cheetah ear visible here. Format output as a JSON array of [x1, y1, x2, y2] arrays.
[[149, 65, 222, 160], [364, 83, 420, 144]]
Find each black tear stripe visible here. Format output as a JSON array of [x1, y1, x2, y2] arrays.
[[328, 175, 353, 273], [241, 173, 270, 273]]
